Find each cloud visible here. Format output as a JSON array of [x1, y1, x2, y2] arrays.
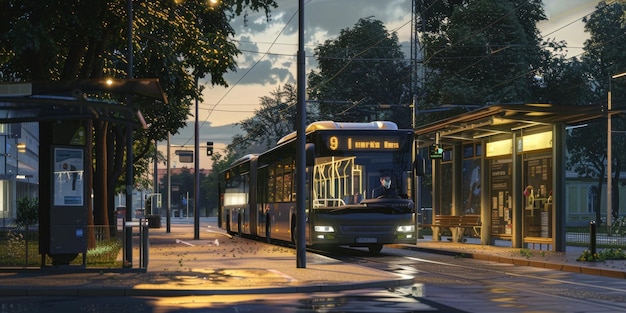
[[227, 1, 412, 87], [224, 58, 295, 85], [210, 0, 592, 127], [170, 121, 242, 146]]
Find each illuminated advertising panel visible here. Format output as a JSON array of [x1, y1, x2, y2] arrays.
[[53, 147, 84, 206]]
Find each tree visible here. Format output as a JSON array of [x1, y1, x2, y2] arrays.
[[231, 84, 305, 153], [577, 1, 626, 223], [307, 17, 413, 128], [0, 0, 277, 242], [414, 0, 555, 125], [567, 120, 608, 225]]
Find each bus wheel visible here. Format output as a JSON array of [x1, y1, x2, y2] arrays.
[[265, 215, 271, 243], [237, 214, 243, 237], [368, 244, 383, 254], [226, 214, 231, 234], [290, 216, 297, 245]]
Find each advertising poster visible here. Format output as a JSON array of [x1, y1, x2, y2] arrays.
[[53, 147, 84, 206], [491, 161, 511, 236]]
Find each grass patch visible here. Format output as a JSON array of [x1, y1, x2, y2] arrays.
[[0, 230, 122, 267], [83, 239, 123, 267]]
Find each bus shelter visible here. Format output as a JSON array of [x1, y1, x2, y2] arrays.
[[0, 79, 166, 267], [414, 103, 605, 252]]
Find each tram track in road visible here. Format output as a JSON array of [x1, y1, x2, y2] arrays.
[[317, 245, 626, 312]]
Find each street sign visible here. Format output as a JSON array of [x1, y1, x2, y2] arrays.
[[176, 150, 193, 163]]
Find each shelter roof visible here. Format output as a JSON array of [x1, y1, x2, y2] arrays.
[[414, 103, 605, 144], [0, 79, 167, 124]]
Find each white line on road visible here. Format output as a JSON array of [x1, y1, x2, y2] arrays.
[[175, 239, 195, 246]]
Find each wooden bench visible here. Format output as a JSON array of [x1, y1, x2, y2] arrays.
[[431, 215, 481, 242], [524, 237, 554, 251], [460, 215, 481, 237]]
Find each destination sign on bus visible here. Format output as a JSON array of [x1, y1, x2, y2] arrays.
[[325, 135, 401, 151]]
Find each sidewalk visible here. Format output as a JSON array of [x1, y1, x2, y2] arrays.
[[408, 235, 626, 279], [0, 219, 412, 296], [0, 219, 624, 297]]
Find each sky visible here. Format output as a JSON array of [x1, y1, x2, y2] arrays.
[[161, 0, 603, 170]]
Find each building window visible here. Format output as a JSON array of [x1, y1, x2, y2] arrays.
[[587, 185, 598, 213]]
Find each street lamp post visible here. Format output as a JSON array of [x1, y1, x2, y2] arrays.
[[194, 76, 200, 240], [607, 71, 626, 231], [166, 133, 171, 232], [125, 0, 134, 267]]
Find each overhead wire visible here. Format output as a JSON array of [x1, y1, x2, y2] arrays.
[[412, 0, 621, 107], [177, 0, 616, 150], [178, 0, 309, 148], [482, 2, 622, 102]]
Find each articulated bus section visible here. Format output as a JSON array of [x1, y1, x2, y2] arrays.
[[218, 121, 417, 253]]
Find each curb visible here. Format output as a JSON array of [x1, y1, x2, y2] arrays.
[[404, 245, 626, 279], [0, 276, 415, 297]]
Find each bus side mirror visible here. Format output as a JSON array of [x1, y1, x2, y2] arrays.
[[306, 143, 315, 167], [414, 155, 425, 176]]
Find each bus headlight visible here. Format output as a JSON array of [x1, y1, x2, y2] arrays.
[[397, 225, 415, 232], [314, 226, 335, 233]]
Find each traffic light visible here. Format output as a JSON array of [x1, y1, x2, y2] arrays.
[[206, 141, 214, 156]]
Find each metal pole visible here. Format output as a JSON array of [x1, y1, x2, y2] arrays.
[[142, 219, 149, 268], [606, 77, 613, 233], [412, 96, 421, 242], [124, 0, 134, 267], [153, 140, 158, 215], [194, 76, 200, 239], [590, 220, 596, 256], [296, 0, 306, 268], [166, 133, 171, 232], [608, 71, 626, 231]]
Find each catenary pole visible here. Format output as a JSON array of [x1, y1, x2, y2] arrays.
[[296, 0, 306, 268], [124, 0, 134, 267]]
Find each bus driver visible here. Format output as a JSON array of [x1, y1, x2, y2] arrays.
[[371, 175, 398, 198]]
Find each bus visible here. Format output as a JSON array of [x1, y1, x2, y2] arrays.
[[218, 121, 416, 253]]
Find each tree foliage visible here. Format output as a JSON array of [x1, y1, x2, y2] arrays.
[[569, 0, 626, 223], [231, 84, 306, 153], [0, 0, 277, 233], [0, 0, 277, 164], [415, 0, 626, 223], [419, 0, 547, 109], [15, 198, 39, 229], [308, 17, 413, 128]]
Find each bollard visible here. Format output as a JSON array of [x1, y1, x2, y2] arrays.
[[141, 219, 149, 269], [589, 220, 596, 256]]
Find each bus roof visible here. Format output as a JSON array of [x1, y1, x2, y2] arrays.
[[276, 121, 398, 145], [219, 154, 258, 174]]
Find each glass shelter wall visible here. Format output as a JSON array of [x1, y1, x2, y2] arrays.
[[439, 152, 453, 215], [462, 144, 482, 215], [523, 156, 553, 239]]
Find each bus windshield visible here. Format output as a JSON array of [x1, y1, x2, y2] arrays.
[[312, 151, 412, 207]]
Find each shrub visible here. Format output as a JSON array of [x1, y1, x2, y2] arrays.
[[577, 248, 626, 262], [613, 217, 626, 236], [15, 197, 38, 228]]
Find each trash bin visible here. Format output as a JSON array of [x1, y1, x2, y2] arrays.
[[146, 214, 161, 228]]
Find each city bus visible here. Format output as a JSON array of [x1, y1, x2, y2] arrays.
[[218, 121, 416, 253]]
